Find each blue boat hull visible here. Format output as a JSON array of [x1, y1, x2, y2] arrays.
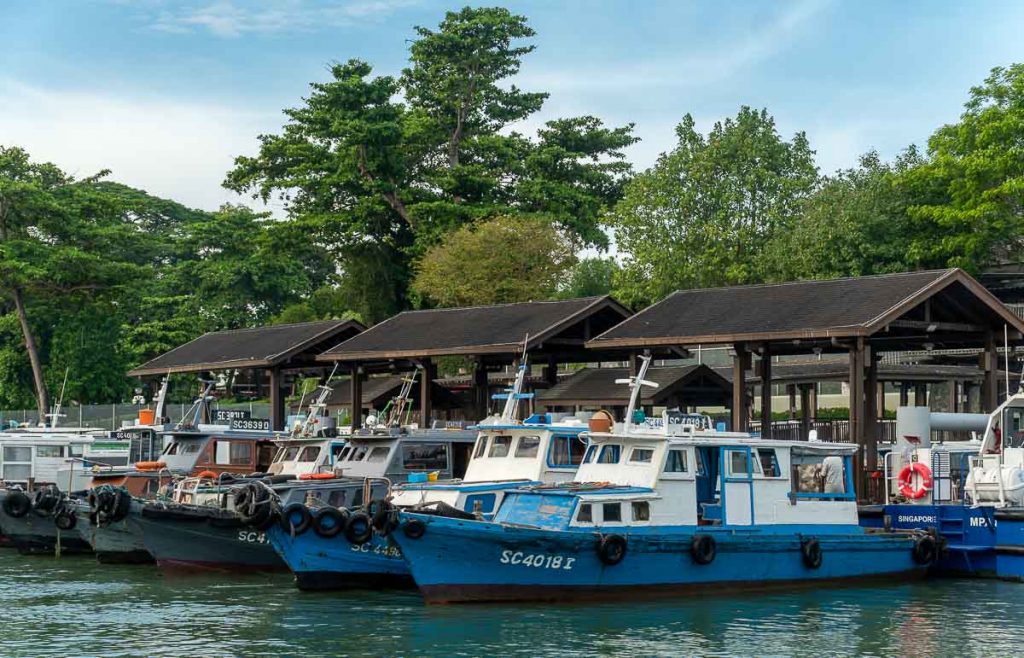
[[266, 524, 412, 590], [391, 515, 926, 603], [860, 503, 1024, 580]]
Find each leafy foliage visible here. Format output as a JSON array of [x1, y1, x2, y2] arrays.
[[411, 215, 576, 307]]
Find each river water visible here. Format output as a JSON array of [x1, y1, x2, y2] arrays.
[[0, 550, 1018, 657]]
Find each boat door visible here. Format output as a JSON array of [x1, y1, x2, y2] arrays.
[[721, 446, 755, 526]]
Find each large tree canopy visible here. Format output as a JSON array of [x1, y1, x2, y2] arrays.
[[608, 108, 818, 307], [226, 6, 635, 322]]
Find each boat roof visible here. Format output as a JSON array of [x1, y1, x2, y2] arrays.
[[587, 429, 859, 453]]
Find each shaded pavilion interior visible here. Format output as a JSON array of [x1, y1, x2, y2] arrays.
[[589, 269, 1024, 494], [537, 364, 731, 418], [290, 375, 461, 420], [128, 319, 366, 430], [317, 296, 642, 428]]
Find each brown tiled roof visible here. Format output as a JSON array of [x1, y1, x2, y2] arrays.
[[536, 365, 730, 406], [129, 320, 366, 376], [320, 296, 630, 361], [589, 269, 1024, 350]]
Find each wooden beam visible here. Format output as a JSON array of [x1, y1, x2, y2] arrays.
[[420, 359, 435, 429], [268, 367, 285, 431], [732, 343, 749, 432], [759, 343, 772, 439], [349, 363, 362, 431], [915, 384, 928, 407], [864, 353, 879, 473], [473, 359, 489, 421], [981, 332, 999, 411], [799, 384, 812, 441], [849, 339, 866, 498], [888, 319, 988, 333]]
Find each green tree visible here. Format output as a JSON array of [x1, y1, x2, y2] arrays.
[[764, 149, 925, 281], [901, 64, 1024, 271], [226, 7, 634, 321], [411, 215, 576, 307], [559, 257, 620, 299], [608, 108, 818, 306]]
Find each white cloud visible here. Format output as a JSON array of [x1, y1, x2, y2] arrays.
[[145, 0, 417, 38], [0, 78, 284, 212]]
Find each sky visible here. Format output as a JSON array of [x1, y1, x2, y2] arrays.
[[2, 0, 1024, 213]]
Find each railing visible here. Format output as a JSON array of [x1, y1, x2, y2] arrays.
[[0, 402, 272, 431], [750, 419, 973, 443]]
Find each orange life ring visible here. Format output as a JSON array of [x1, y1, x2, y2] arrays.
[[299, 472, 335, 480], [897, 462, 933, 499], [196, 470, 219, 480], [134, 461, 166, 471]]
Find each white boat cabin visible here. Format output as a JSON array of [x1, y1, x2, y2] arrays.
[[268, 436, 347, 477], [0, 428, 130, 488], [332, 428, 477, 481], [555, 421, 859, 530]]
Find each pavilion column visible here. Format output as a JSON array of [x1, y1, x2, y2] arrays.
[[268, 367, 285, 431], [759, 343, 772, 438], [628, 352, 641, 377], [545, 356, 559, 387], [864, 352, 879, 473], [949, 379, 959, 412], [848, 338, 867, 498], [981, 333, 999, 412], [799, 384, 812, 441], [808, 384, 817, 421], [787, 384, 797, 420], [899, 383, 910, 407], [349, 363, 363, 431], [731, 343, 750, 432], [473, 359, 489, 420], [915, 384, 928, 407], [420, 359, 436, 429]]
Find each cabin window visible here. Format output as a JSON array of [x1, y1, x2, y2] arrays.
[[602, 502, 622, 523], [629, 448, 654, 464], [298, 446, 321, 462], [488, 435, 512, 458], [163, 442, 179, 456], [514, 436, 540, 458], [576, 503, 593, 523], [583, 445, 597, 464], [367, 446, 390, 463], [36, 446, 63, 458], [632, 501, 650, 521], [272, 447, 284, 462], [549, 435, 586, 467], [757, 448, 781, 477], [4, 447, 31, 462], [69, 444, 84, 458], [729, 450, 750, 476], [328, 489, 350, 507], [229, 442, 252, 465], [597, 445, 621, 464], [348, 445, 368, 462], [338, 446, 352, 461], [473, 436, 487, 459], [402, 443, 448, 471], [3, 447, 31, 482], [664, 449, 688, 473], [282, 447, 300, 461], [330, 444, 346, 463]]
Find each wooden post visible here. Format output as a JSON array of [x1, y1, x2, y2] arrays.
[[899, 383, 910, 407], [420, 359, 436, 429], [808, 384, 817, 421], [799, 384, 812, 441], [268, 367, 285, 431], [864, 351, 878, 473], [473, 359, 489, 420], [545, 356, 558, 387], [787, 384, 797, 420], [349, 363, 362, 431], [759, 343, 772, 439], [949, 379, 959, 413], [731, 343, 749, 432], [849, 339, 866, 498], [915, 384, 928, 407], [981, 333, 999, 412]]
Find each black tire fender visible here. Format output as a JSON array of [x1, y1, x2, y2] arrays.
[[312, 507, 348, 539], [3, 491, 31, 519], [279, 503, 312, 535], [801, 538, 823, 569], [345, 511, 373, 545], [54, 506, 77, 531], [597, 534, 627, 566], [691, 533, 717, 565], [402, 517, 427, 540], [912, 535, 937, 565]]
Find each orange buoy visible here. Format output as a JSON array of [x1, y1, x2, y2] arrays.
[[196, 470, 219, 480], [897, 462, 933, 499], [134, 461, 166, 471], [299, 472, 336, 480]]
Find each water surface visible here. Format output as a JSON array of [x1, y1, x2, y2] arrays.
[[0, 550, 1017, 657]]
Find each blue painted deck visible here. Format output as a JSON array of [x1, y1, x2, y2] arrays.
[[266, 524, 411, 590]]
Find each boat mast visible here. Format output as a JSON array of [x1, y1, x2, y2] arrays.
[[616, 354, 658, 434], [496, 335, 532, 423]]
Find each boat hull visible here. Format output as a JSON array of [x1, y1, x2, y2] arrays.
[[391, 514, 926, 604], [859, 503, 1024, 580], [266, 524, 412, 590], [0, 490, 91, 555], [131, 504, 286, 573], [73, 501, 154, 564]]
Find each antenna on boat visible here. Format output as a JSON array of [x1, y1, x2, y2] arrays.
[[385, 366, 419, 429], [493, 334, 533, 423], [153, 376, 170, 425], [295, 363, 339, 437], [616, 354, 658, 434], [175, 380, 215, 430], [46, 368, 70, 428]]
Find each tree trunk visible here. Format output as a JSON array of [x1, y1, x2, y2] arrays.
[[11, 286, 49, 424]]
